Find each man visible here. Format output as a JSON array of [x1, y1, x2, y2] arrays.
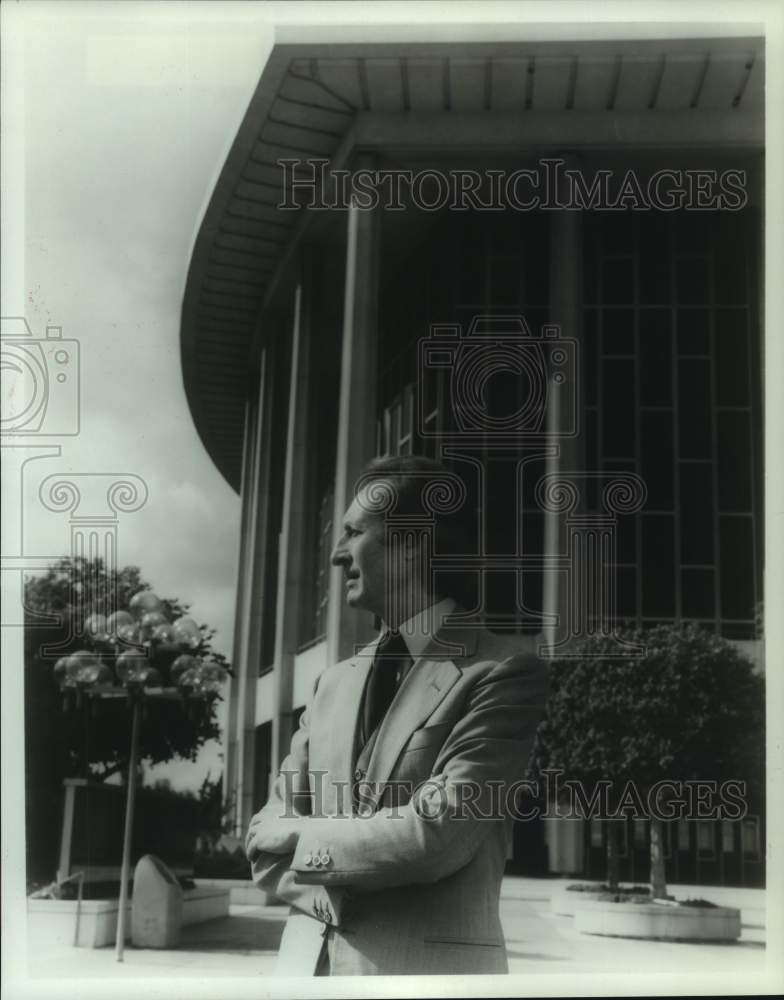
[[245, 455, 549, 976]]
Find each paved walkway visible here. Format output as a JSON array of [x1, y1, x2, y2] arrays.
[[26, 878, 766, 981]]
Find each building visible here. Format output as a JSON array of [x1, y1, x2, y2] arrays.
[[180, 23, 764, 886]]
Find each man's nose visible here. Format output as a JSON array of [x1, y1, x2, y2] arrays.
[[331, 540, 347, 567]]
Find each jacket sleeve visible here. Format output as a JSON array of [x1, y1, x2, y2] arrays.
[[288, 653, 549, 892], [247, 681, 345, 925]]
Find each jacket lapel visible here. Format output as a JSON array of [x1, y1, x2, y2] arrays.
[[364, 623, 480, 804], [315, 639, 376, 815]]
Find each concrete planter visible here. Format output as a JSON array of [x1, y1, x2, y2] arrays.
[[193, 877, 281, 907], [574, 899, 741, 941], [550, 882, 652, 917], [27, 886, 230, 949]]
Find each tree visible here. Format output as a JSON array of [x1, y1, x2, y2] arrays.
[[529, 624, 764, 898], [24, 556, 226, 881]]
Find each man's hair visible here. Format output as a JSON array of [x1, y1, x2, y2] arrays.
[[356, 454, 468, 556]]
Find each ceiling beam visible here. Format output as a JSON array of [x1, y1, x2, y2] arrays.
[[353, 109, 763, 150]]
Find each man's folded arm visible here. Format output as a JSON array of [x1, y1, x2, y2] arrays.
[[288, 654, 548, 893], [246, 684, 345, 925]]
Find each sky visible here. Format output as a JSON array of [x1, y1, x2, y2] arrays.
[[7, 0, 653, 792], [6, 0, 552, 792], [9, 2, 283, 789]]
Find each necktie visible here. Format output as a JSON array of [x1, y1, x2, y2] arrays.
[[363, 629, 412, 743]]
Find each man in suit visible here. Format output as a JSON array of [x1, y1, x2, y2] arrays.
[[245, 455, 549, 976]]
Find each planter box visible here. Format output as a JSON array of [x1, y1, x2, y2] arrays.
[[574, 900, 741, 941], [28, 898, 130, 949], [193, 878, 288, 906], [193, 878, 283, 907], [551, 882, 650, 917], [28, 886, 230, 949]]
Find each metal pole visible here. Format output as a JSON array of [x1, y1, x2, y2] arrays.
[[115, 697, 140, 961], [73, 871, 84, 947]]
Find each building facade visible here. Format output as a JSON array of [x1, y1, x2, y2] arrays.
[[180, 25, 764, 886]]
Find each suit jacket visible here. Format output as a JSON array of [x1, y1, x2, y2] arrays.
[[250, 616, 549, 976]]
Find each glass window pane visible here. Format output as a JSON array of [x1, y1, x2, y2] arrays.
[[715, 310, 750, 406], [584, 310, 598, 406], [602, 359, 635, 458], [677, 308, 710, 356], [717, 411, 752, 512], [681, 568, 715, 619], [678, 359, 711, 459], [616, 565, 637, 623], [602, 257, 635, 305], [584, 237, 599, 304], [674, 211, 712, 254], [641, 411, 674, 510], [639, 309, 672, 406], [603, 309, 635, 355], [675, 256, 710, 305], [585, 410, 598, 508], [714, 214, 748, 306], [719, 516, 755, 621], [489, 255, 522, 305], [697, 821, 715, 858], [638, 215, 671, 305], [679, 462, 714, 564], [601, 212, 635, 254], [642, 515, 675, 617], [741, 817, 760, 859]]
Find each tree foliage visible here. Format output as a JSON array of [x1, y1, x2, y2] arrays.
[[24, 556, 226, 881], [531, 624, 763, 790], [529, 624, 764, 893], [25, 556, 224, 778]]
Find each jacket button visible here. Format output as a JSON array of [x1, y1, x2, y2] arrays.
[[304, 852, 312, 866], [354, 768, 364, 781], [320, 852, 330, 866]]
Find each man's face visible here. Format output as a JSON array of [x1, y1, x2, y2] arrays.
[[331, 483, 391, 619]]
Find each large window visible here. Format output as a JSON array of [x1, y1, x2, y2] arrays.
[[582, 208, 761, 638], [377, 210, 550, 632], [297, 246, 343, 650]]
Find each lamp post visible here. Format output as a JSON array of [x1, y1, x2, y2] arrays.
[[52, 590, 230, 961]]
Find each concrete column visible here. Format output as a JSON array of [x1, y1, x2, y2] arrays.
[[327, 159, 381, 666], [271, 261, 314, 776], [57, 780, 77, 882], [223, 396, 256, 826], [229, 348, 275, 836], [543, 162, 583, 651]]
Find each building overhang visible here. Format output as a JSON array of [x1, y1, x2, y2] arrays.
[[180, 25, 764, 492]]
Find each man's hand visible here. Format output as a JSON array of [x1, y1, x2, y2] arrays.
[[245, 812, 302, 860]]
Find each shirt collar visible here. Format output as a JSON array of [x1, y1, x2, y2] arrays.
[[382, 597, 457, 661]]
